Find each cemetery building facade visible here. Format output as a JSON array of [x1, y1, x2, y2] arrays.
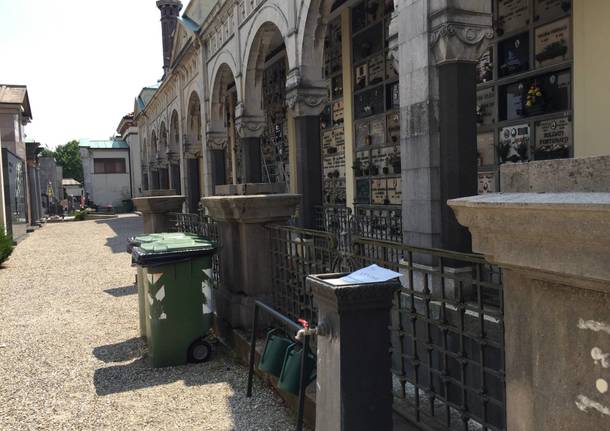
[[135, 0, 608, 251]]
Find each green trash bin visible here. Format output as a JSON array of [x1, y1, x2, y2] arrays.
[[127, 232, 200, 340], [131, 236, 217, 368]]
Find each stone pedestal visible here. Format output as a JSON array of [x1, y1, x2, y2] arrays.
[[308, 273, 399, 431], [202, 188, 301, 329], [449, 193, 610, 431], [132, 195, 185, 234]]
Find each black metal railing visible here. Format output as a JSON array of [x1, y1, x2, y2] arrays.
[[267, 224, 506, 431]]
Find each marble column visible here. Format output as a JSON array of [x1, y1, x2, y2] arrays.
[[235, 113, 265, 184], [395, 0, 492, 252]]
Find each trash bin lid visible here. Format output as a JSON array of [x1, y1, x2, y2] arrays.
[[131, 237, 216, 266], [127, 232, 199, 253]]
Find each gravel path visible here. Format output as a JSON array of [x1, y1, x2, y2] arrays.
[[0, 215, 297, 430]]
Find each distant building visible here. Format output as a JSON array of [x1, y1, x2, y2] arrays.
[[79, 139, 132, 209], [0, 84, 33, 240], [62, 178, 83, 211], [116, 113, 143, 197]]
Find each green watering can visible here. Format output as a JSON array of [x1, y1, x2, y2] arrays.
[[278, 343, 316, 396], [258, 329, 293, 377]]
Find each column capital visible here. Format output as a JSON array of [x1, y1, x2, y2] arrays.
[[235, 114, 266, 138], [205, 130, 228, 150], [429, 6, 493, 65], [286, 85, 328, 117]]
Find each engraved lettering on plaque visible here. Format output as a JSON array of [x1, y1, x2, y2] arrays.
[[370, 117, 385, 147], [386, 113, 400, 145], [535, 17, 570, 68], [368, 54, 385, 86], [356, 121, 370, 149], [477, 87, 496, 126], [333, 101, 344, 125], [387, 177, 401, 205], [478, 172, 496, 194], [498, 0, 529, 35], [534, 117, 571, 160], [535, 0, 570, 22], [477, 132, 496, 168], [372, 178, 388, 205]]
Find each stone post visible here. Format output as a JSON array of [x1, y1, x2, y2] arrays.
[[235, 114, 265, 184], [132, 194, 184, 234], [202, 186, 301, 329], [395, 1, 492, 251], [308, 274, 399, 431], [449, 193, 610, 431]]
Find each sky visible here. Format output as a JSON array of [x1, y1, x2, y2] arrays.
[[0, 0, 165, 149]]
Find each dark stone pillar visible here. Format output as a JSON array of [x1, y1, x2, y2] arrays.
[[438, 62, 478, 252], [186, 158, 201, 213], [294, 116, 322, 228], [241, 137, 262, 183], [309, 274, 399, 431], [150, 170, 160, 190], [170, 163, 181, 194]]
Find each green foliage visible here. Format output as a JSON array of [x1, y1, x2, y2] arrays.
[[42, 140, 83, 183], [0, 226, 14, 265], [74, 210, 87, 221]]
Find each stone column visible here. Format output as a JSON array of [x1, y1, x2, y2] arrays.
[[132, 195, 185, 234], [235, 114, 264, 184], [308, 274, 399, 431], [449, 193, 610, 431], [202, 189, 300, 329], [395, 1, 492, 251], [286, 83, 327, 228]]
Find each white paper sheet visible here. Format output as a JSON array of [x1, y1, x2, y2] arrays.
[[326, 264, 402, 286]]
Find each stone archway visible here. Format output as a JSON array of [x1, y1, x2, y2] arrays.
[[243, 21, 289, 186]]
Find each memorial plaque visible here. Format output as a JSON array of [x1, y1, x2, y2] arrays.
[[322, 130, 334, 153], [477, 48, 494, 84], [333, 127, 346, 150], [387, 177, 401, 205], [333, 101, 344, 126], [372, 178, 388, 204], [386, 53, 398, 81], [499, 33, 530, 77], [356, 178, 371, 204], [535, 17, 570, 68], [355, 121, 370, 149], [478, 172, 497, 194], [477, 87, 496, 126], [320, 105, 331, 130], [324, 178, 346, 205], [355, 87, 384, 119], [499, 124, 530, 163], [332, 75, 343, 98], [535, 0, 570, 22], [498, 0, 529, 34], [355, 63, 368, 90], [386, 82, 400, 110], [368, 53, 385, 86], [353, 23, 383, 63], [534, 117, 571, 160], [370, 117, 385, 147], [355, 150, 370, 177], [477, 132, 496, 167], [501, 81, 526, 121], [387, 113, 400, 145]]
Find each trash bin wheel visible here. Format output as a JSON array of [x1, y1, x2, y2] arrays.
[[188, 339, 212, 363]]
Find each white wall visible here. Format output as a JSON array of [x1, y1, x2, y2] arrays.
[[88, 149, 131, 208]]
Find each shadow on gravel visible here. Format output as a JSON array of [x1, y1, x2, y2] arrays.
[[95, 215, 143, 254], [104, 285, 137, 297], [93, 337, 146, 364], [92, 345, 232, 396]]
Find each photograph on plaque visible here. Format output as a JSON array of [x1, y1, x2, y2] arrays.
[[477, 132, 496, 167], [386, 112, 400, 145], [332, 101, 344, 126], [535, 0, 571, 23], [534, 117, 571, 160], [372, 178, 388, 205], [477, 87, 496, 125], [499, 124, 530, 163], [477, 48, 494, 84], [535, 17, 570, 68], [355, 63, 368, 90], [370, 117, 385, 147], [387, 177, 401, 205], [355, 120, 370, 149], [356, 178, 371, 204], [498, 33, 530, 77], [497, 0, 529, 35], [368, 53, 385, 86], [478, 172, 497, 194]]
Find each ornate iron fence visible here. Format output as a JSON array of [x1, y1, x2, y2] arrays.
[[267, 223, 505, 431]]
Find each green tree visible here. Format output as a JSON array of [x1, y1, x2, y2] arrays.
[[42, 140, 83, 183]]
